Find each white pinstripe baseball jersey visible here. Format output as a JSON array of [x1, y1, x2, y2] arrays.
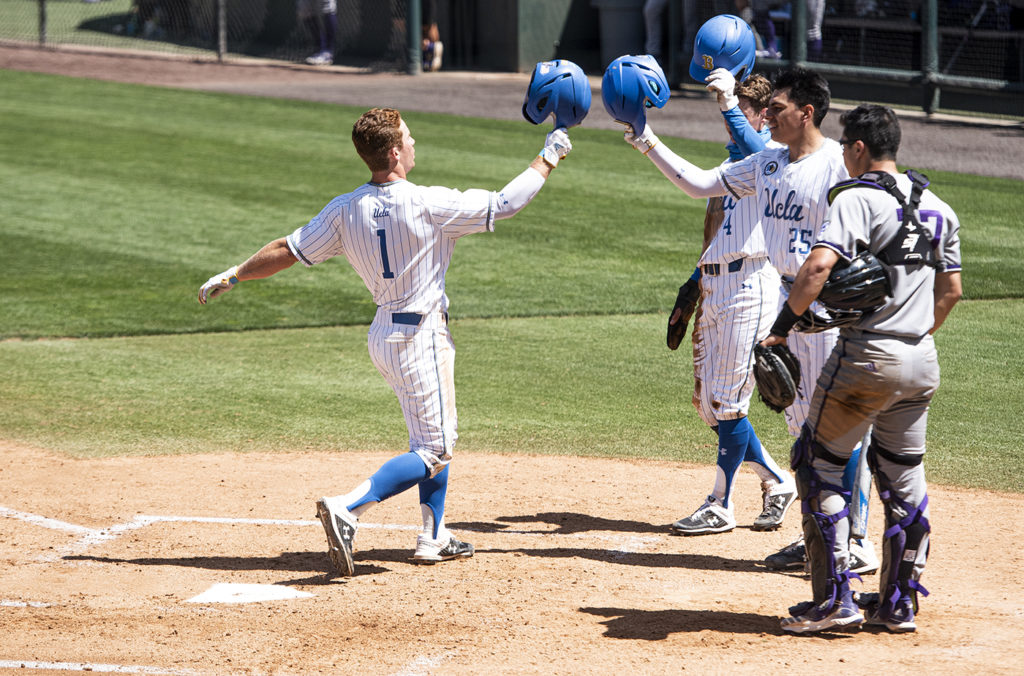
[[700, 144, 784, 266], [718, 138, 849, 435], [286, 179, 497, 314], [285, 178, 498, 462], [718, 138, 849, 277]]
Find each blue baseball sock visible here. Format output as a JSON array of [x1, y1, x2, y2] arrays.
[[419, 465, 450, 540], [842, 444, 861, 493], [743, 424, 787, 485], [713, 417, 752, 509], [346, 451, 429, 512]]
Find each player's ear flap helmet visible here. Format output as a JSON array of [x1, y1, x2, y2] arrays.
[[522, 59, 592, 129], [601, 54, 670, 132], [689, 14, 757, 83]]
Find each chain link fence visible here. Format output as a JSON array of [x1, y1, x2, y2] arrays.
[[0, 0, 413, 70]]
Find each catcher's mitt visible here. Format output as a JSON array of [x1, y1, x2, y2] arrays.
[[753, 343, 801, 413], [667, 278, 700, 350]]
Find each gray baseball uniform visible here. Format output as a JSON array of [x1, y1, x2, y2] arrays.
[[802, 170, 961, 622]]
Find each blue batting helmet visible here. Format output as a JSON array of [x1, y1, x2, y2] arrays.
[[689, 14, 757, 83], [600, 54, 670, 132], [522, 59, 592, 129]]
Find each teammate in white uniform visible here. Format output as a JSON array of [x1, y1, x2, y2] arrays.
[[764, 103, 962, 633], [667, 70, 798, 536], [199, 107, 572, 577], [625, 69, 879, 561]]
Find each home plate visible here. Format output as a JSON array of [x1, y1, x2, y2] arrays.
[[187, 584, 313, 604]]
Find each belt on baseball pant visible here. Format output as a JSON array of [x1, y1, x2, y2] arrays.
[[701, 259, 744, 276], [391, 312, 448, 326]]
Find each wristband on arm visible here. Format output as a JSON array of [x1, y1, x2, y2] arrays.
[[770, 302, 800, 337]]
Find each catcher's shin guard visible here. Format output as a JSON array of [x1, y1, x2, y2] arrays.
[[793, 427, 854, 607], [869, 443, 931, 616]]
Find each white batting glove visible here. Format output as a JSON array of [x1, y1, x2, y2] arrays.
[[198, 266, 239, 305], [705, 68, 739, 112], [624, 123, 659, 154], [539, 127, 571, 168]]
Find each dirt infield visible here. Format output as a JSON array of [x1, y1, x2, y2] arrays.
[[2, 441, 1023, 674], [2, 45, 1024, 674]]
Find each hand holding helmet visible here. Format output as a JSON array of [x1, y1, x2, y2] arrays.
[[539, 127, 572, 167], [705, 68, 739, 112], [624, 123, 659, 154]]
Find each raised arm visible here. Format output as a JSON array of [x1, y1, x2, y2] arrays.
[[624, 124, 728, 199], [495, 128, 571, 220]]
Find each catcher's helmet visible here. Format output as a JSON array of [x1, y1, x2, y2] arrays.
[[522, 60, 592, 129], [689, 14, 757, 83], [794, 307, 865, 333], [601, 54, 670, 132], [817, 250, 893, 311]]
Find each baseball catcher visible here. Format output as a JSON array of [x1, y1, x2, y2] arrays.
[[753, 343, 801, 413]]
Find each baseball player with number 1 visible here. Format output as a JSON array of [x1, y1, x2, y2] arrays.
[[198, 105, 576, 576]]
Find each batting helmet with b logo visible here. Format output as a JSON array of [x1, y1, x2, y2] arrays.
[[689, 14, 757, 83]]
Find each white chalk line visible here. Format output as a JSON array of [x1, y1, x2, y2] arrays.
[[390, 650, 455, 676], [2, 504, 661, 554], [0, 660, 194, 674], [2, 507, 655, 675], [0, 505, 96, 535]]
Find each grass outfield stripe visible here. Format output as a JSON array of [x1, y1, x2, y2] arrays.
[[1, 69, 1021, 339], [0, 305, 1020, 493]]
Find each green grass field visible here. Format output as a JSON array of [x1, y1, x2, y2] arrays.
[[1, 68, 1021, 493]]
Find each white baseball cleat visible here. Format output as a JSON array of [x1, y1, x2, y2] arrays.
[[781, 593, 864, 634], [316, 497, 357, 577], [412, 533, 474, 563]]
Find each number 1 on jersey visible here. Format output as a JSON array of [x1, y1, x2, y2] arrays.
[[376, 229, 395, 279]]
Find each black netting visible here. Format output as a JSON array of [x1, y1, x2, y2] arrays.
[[0, 0, 413, 70]]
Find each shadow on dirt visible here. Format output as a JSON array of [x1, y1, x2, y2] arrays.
[[478, 546, 765, 572], [452, 512, 669, 535], [580, 606, 860, 639]]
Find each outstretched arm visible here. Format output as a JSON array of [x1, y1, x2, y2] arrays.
[[624, 124, 727, 199], [198, 237, 298, 305], [495, 128, 571, 220], [722, 106, 767, 158]]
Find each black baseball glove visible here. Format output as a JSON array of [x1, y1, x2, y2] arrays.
[[753, 343, 801, 413], [667, 278, 700, 350]]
